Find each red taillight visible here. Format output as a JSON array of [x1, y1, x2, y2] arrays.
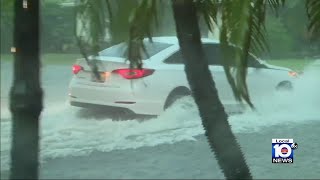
[[72, 64, 83, 74], [112, 68, 154, 79]]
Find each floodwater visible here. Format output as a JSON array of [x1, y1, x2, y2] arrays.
[[1, 60, 319, 179]]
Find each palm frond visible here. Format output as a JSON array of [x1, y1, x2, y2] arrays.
[[195, 0, 220, 32], [306, 0, 320, 36], [127, 0, 161, 68], [105, 0, 113, 24], [75, 0, 108, 53], [250, 0, 270, 55], [75, 0, 160, 76], [106, 0, 139, 44], [219, 0, 240, 104], [218, 0, 273, 108], [75, 0, 109, 80], [218, 0, 252, 107], [267, 0, 285, 16]]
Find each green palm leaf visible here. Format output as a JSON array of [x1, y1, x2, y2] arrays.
[[267, 0, 285, 16], [75, 0, 109, 80], [306, 0, 320, 36], [127, 0, 162, 68], [201, 0, 283, 108], [195, 0, 220, 32], [213, 0, 253, 107], [106, 0, 139, 44]]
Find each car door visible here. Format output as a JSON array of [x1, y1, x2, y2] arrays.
[[203, 44, 272, 107], [246, 54, 268, 102], [202, 43, 239, 105], [246, 55, 291, 103], [158, 43, 271, 108], [159, 46, 189, 88], [161, 43, 251, 107], [160, 44, 233, 106], [142, 45, 190, 105]]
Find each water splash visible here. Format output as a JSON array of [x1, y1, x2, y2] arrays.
[[1, 62, 319, 171]]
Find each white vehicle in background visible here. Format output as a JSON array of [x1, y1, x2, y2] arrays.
[[68, 36, 299, 115]]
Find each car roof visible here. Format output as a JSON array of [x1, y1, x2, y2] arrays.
[[145, 36, 220, 44]]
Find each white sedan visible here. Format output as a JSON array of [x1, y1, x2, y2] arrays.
[[68, 36, 298, 115]]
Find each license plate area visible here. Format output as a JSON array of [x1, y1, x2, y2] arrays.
[[91, 72, 110, 83]]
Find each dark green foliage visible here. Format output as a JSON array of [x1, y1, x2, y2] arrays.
[[0, 0, 14, 54], [41, 2, 77, 53], [195, 0, 220, 32], [75, 0, 110, 81], [127, 0, 161, 68], [218, 0, 276, 107], [1, 1, 77, 54], [106, 0, 140, 45], [264, 0, 320, 58], [265, 15, 295, 57], [305, 0, 320, 54], [306, 0, 320, 35]]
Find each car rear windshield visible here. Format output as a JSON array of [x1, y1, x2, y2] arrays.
[[99, 42, 172, 59]]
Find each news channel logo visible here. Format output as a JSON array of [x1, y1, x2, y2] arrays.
[[272, 138, 298, 163]]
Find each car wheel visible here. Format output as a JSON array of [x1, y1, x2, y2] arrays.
[[276, 80, 293, 91], [164, 87, 191, 110], [164, 94, 186, 110]]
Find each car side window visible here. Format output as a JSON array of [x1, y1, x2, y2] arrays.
[[164, 44, 223, 65], [248, 55, 258, 67], [164, 43, 265, 69], [164, 50, 184, 64], [248, 54, 266, 68], [203, 43, 236, 66], [204, 44, 265, 68], [99, 42, 171, 59], [203, 44, 222, 65]]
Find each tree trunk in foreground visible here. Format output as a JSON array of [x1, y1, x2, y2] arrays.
[[171, 0, 252, 179], [10, 0, 42, 179]]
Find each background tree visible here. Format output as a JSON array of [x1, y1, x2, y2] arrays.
[[1, 1, 77, 55], [263, 0, 320, 59], [0, 0, 14, 54], [41, 1, 76, 53], [76, 0, 319, 179], [9, 0, 42, 179]]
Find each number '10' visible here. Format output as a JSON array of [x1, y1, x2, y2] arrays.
[[274, 144, 292, 158]]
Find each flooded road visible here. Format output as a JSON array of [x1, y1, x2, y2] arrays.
[[1, 60, 320, 179]]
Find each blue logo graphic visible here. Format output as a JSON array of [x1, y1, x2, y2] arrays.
[[272, 139, 298, 163]]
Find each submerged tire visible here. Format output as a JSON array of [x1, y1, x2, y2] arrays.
[[164, 87, 191, 110], [164, 94, 187, 110], [276, 81, 293, 91]]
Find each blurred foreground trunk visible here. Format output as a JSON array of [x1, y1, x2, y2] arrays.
[[171, 0, 252, 179], [9, 0, 42, 179]]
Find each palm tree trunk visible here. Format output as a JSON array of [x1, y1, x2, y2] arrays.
[[9, 0, 42, 179], [171, 0, 252, 179]]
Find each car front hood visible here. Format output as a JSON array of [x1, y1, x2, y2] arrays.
[[264, 64, 292, 71], [257, 59, 292, 71]]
